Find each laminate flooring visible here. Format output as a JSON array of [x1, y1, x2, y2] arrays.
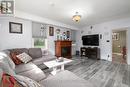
[[43, 56, 130, 87]]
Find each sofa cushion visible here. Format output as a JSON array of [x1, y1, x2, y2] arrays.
[[39, 70, 95, 87], [15, 62, 37, 74], [32, 55, 56, 66], [18, 67, 46, 82], [17, 52, 32, 63], [29, 48, 42, 59], [9, 48, 29, 54]]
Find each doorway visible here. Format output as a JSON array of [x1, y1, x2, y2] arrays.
[[112, 30, 127, 64]]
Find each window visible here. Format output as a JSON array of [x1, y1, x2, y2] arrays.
[[33, 38, 47, 48], [32, 22, 47, 49]]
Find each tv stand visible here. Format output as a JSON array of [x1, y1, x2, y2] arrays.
[[80, 47, 100, 60]]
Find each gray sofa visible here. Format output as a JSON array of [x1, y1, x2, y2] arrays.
[[4, 48, 56, 70], [0, 48, 95, 87], [2, 48, 56, 81]]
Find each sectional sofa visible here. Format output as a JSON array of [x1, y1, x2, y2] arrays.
[[0, 48, 95, 87]]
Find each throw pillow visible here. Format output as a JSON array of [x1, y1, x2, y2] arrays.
[[0, 73, 21, 87], [17, 52, 32, 63], [10, 51, 23, 65]]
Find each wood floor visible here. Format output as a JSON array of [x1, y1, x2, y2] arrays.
[[44, 56, 130, 87]]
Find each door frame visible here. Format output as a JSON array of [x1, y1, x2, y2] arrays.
[[111, 28, 128, 64]]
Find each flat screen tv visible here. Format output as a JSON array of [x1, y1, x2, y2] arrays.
[[82, 34, 99, 46]]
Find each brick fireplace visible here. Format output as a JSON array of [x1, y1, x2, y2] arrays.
[[55, 40, 72, 58]]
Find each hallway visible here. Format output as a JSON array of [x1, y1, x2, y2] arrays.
[[112, 53, 127, 64], [112, 30, 127, 64]]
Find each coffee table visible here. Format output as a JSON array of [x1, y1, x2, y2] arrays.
[[44, 58, 73, 75]]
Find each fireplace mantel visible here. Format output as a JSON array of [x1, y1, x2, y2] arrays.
[[55, 40, 72, 58]]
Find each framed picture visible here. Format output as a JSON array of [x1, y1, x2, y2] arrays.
[[112, 33, 119, 40], [9, 22, 22, 34], [49, 26, 54, 36]]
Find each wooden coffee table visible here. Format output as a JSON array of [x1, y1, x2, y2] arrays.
[[44, 58, 72, 75]]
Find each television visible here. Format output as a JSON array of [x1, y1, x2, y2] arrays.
[[82, 34, 99, 46]]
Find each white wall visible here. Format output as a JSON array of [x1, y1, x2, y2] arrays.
[[76, 17, 130, 64], [15, 10, 78, 30], [0, 17, 32, 50]]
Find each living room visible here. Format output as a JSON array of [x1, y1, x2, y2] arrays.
[[0, 0, 130, 87]]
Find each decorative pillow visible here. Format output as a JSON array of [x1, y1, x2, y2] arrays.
[[14, 75, 41, 87], [0, 73, 21, 87], [42, 49, 49, 56], [17, 52, 32, 63], [10, 52, 23, 65]]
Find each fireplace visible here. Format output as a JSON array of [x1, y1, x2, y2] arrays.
[[61, 46, 71, 57], [55, 40, 72, 58]]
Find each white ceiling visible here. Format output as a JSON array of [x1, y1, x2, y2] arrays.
[[16, 0, 130, 28]]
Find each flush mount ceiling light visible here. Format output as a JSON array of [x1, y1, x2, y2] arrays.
[[72, 12, 81, 22]]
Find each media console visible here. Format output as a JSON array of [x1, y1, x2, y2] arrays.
[[80, 47, 100, 60]]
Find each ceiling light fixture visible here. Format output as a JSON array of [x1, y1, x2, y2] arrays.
[[72, 12, 81, 22]]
